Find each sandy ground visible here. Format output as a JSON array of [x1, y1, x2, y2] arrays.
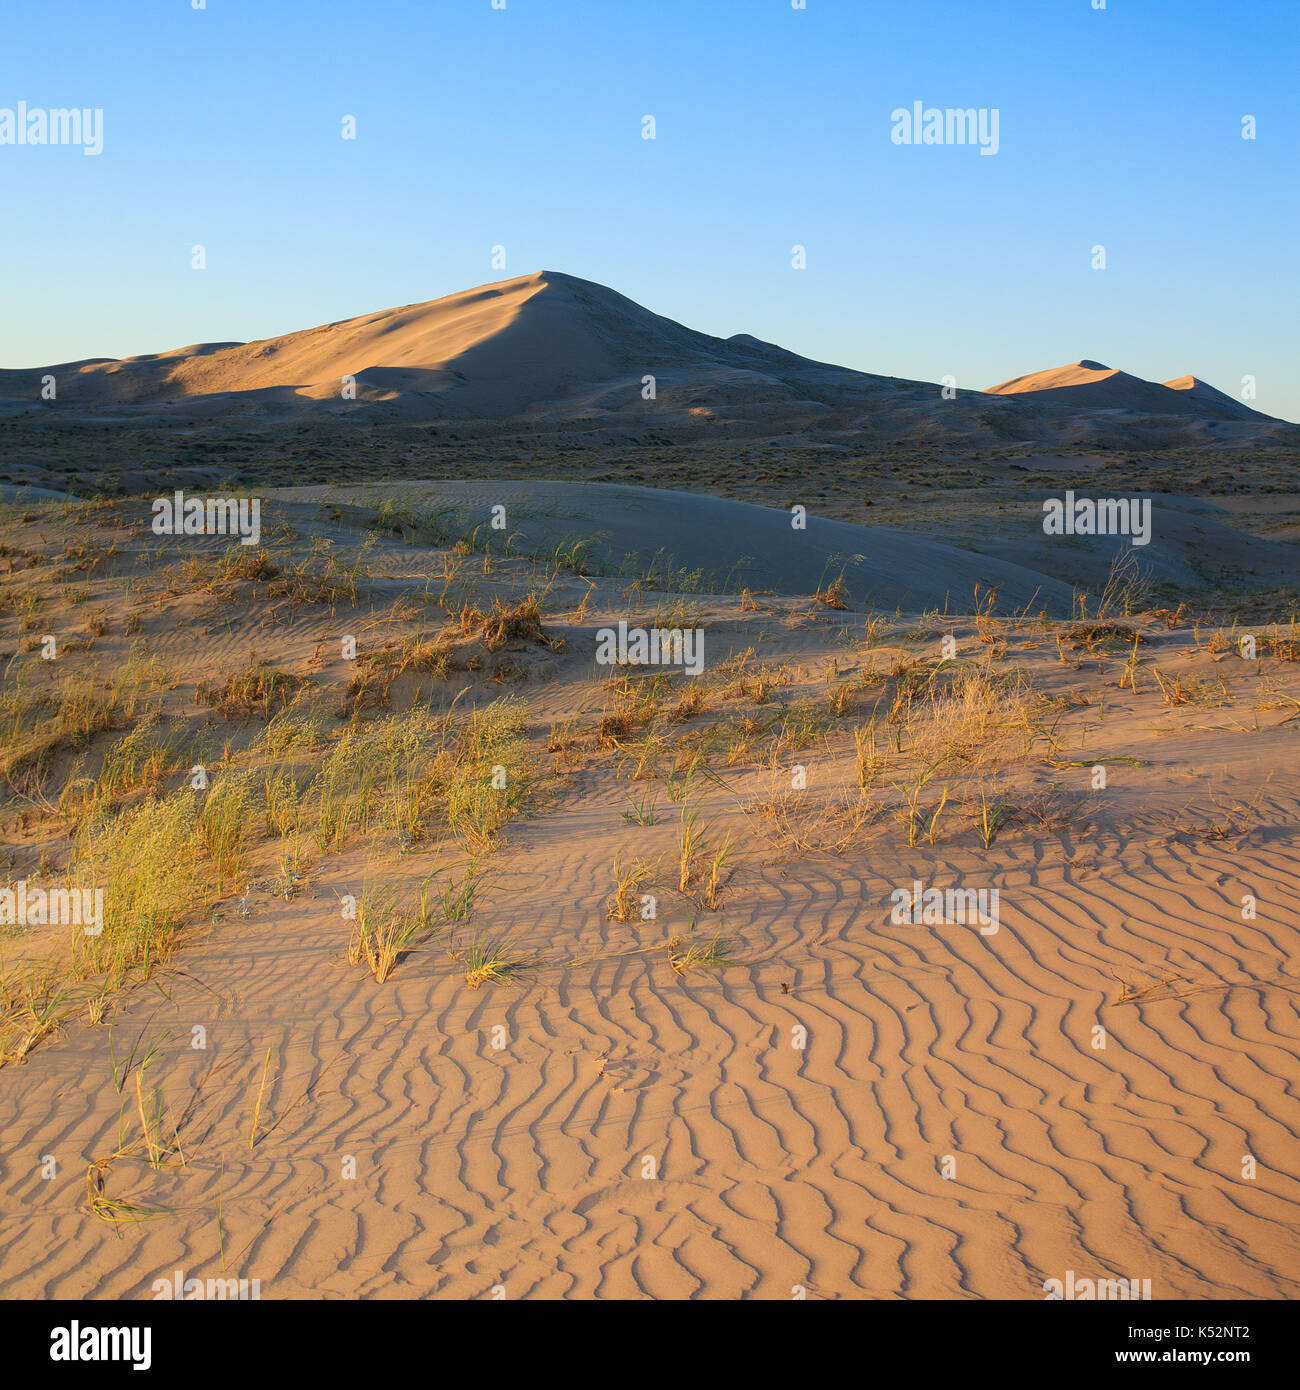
[[0, 485, 1297, 1299]]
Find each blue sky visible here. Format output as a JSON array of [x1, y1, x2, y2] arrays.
[[2, 0, 1297, 419]]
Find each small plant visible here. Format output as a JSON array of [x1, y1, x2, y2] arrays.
[[598, 710, 635, 746], [814, 575, 850, 610], [347, 889, 434, 983], [197, 662, 304, 722], [1108, 968, 1191, 1005], [621, 788, 659, 825], [438, 863, 482, 922], [200, 773, 256, 891], [108, 1021, 165, 1095], [262, 768, 303, 838], [923, 784, 951, 846], [456, 595, 550, 652], [668, 684, 707, 723], [311, 780, 353, 854], [136, 1064, 183, 1169], [608, 851, 654, 922], [259, 706, 325, 756], [853, 722, 884, 790], [97, 713, 187, 800], [551, 534, 601, 575], [828, 682, 856, 717], [461, 934, 535, 989], [972, 585, 999, 644], [1094, 548, 1151, 619], [892, 756, 950, 848], [678, 805, 706, 892], [861, 613, 891, 648], [973, 792, 1015, 849], [85, 1164, 184, 1225], [248, 1046, 275, 1150], [666, 747, 723, 803], [668, 931, 740, 975], [1069, 621, 1143, 650], [0, 965, 80, 1067], [703, 832, 737, 910]]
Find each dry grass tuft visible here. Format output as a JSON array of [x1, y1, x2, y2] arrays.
[[198, 662, 304, 722], [457, 596, 549, 652]]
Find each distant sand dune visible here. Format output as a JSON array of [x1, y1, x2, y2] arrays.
[[986, 360, 1269, 423], [1, 276, 1292, 445]]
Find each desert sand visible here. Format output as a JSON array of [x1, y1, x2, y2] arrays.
[[1, 483, 1297, 1299]]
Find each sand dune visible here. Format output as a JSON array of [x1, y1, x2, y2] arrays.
[[268, 478, 1081, 614], [263, 479, 1298, 612], [0, 272, 879, 421], [1, 277, 1291, 448], [893, 490, 1300, 596], [986, 360, 1269, 422], [1163, 373, 1267, 419]]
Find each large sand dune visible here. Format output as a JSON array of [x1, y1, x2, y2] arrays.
[[0, 272, 889, 421], [2, 275, 1293, 449]]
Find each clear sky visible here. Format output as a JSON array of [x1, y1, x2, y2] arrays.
[[3, 0, 1297, 420]]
